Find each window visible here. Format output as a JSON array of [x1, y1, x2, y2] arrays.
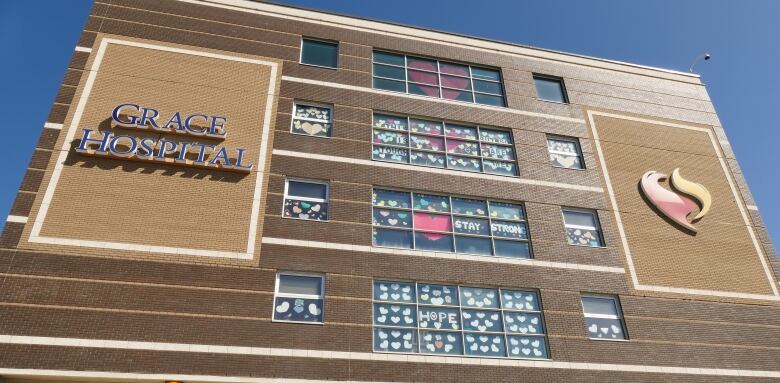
[[273, 273, 324, 323], [372, 189, 531, 258], [533, 75, 568, 103], [547, 136, 584, 169], [300, 38, 338, 68], [291, 102, 332, 137], [372, 113, 517, 176], [283, 179, 329, 221], [372, 51, 505, 107], [581, 295, 627, 340], [562, 209, 603, 247], [373, 280, 549, 359]]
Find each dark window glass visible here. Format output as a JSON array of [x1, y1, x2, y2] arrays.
[[493, 240, 531, 259], [474, 93, 505, 107], [301, 39, 338, 68], [374, 77, 406, 93], [287, 181, 327, 199], [534, 76, 568, 103], [473, 80, 503, 95], [374, 64, 406, 80], [455, 236, 493, 255], [471, 67, 501, 81], [373, 228, 413, 248], [374, 51, 405, 66]]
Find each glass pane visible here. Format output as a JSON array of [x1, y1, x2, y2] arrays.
[[563, 210, 598, 227], [440, 75, 471, 90], [501, 290, 540, 311], [480, 143, 515, 161], [287, 181, 327, 199], [373, 189, 411, 208], [441, 88, 473, 102], [493, 240, 531, 259], [453, 216, 490, 236], [373, 63, 406, 80], [408, 69, 438, 85], [373, 114, 408, 131], [452, 198, 488, 216], [460, 287, 500, 308], [294, 104, 331, 121], [439, 62, 470, 76], [550, 153, 583, 169], [373, 77, 406, 92], [455, 236, 493, 256], [410, 134, 444, 151], [444, 124, 478, 140], [373, 228, 413, 248], [373, 51, 405, 66], [414, 232, 453, 252], [417, 284, 459, 306], [283, 199, 328, 221], [301, 39, 338, 68], [274, 297, 323, 322], [534, 77, 567, 102], [462, 309, 503, 332], [504, 312, 543, 334], [373, 146, 409, 163], [464, 333, 506, 357], [473, 79, 503, 94], [483, 160, 517, 176], [418, 307, 461, 330], [547, 138, 579, 154], [278, 274, 322, 295], [413, 212, 452, 232], [409, 83, 440, 98], [373, 208, 412, 228], [479, 129, 512, 145], [413, 193, 450, 212], [409, 119, 443, 135], [374, 303, 416, 327], [475, 93, 505, 107], [585, 317, 626, 340], [565, 227, 602, 247], [491, 220, 528, 240], [507, 335, 547, 358], [373, 280, 416, 303], [447, 155, 482, 172], [581, 296, 620, 316], [410, 151, 446, 167], [470, 67, 501, 81], [420, 331, 463, 355], [489, 202, 524, 220], [446, 139, 480, 156], [374, 327, 417, 353], [291, 119, 331, 137], [406, 56, 437, 71], [373, 129, 408, 147]]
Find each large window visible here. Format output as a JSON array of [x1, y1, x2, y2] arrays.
[[372, 51, 505, 107], [533, 75, 568, 103], [372, 189, 531, 258], [291, 102, 332, 138], [300, 38, 338, 68], [273, 273, 324, 324], [562, 208, 603, 247], [581, 295, 627, 341], [547, 135, 584, 169], [373, 280, 549, 359], [372, 113, 517, 176], [283, 179, 329, 221]]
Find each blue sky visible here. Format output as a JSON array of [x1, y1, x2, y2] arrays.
[[1, 1, 778, 248]]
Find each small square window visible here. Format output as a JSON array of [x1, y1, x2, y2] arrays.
[[533, 75, 568, 103], [273, 273, 324, 324], [562, 209, 603, 247], [291, 102, 332, 137], [300, 38, 338, 68], [547, 136, 584, 169], [283, 179, 329, 221], [581, 295, 627, 340]]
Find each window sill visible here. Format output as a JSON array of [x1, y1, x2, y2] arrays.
[[290, 131, 332, 139], [272, 319, 325, 326], [551, 164, 587, 171], [299, 62, 338, 70], [537, 98, 570, 105], [282, 216, 330, 223], [587, 337, 629, 342], [567, 243, 608, 249]]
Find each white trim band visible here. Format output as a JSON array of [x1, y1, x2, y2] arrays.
[[262, 237, 625, 274], [1, 335, 779, 378], [43, 122, 63, 130], [747, 205, 759, 211], [6, 215, 28, 224], [272, 149, 604, 193], [74, 46, 92, 53]]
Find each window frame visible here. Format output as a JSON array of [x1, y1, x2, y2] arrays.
[[372, 50, 506, 107], [299, 37, 339, 69], [533, 74, 569, 104], [546, 135, 585, 170], [561, 208, 605, 248], [371, 112, 519, 177], [580, 294, 628, 341], [272, 272, 326, 325], [290, 100, 334, 138], [282, 178, 330, 222]]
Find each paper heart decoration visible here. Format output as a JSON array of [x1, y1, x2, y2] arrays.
[[522, 348, 531, 355], [611, 325, 621, 333], [426, 344, 436, 352], [380, 340, 389, 349], [480, 345, 490, 353], [376, 315, 386, 323], [403, 333, 412, 340], [308, 303, 321, 316], [533, 349, 543, 357], [378, 331, 388, 339], [588, 324, 598, 333], [423, 334, 433, 341], [391, 342, 401, 350], [391, 330, 401, 337], [275, 301, 289, 313], [299, 121, 325, 135], [444, 344, 453, 352]]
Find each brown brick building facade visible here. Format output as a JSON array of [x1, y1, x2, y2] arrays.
[[1, 1, 779, 382]]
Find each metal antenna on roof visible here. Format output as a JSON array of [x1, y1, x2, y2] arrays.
[[689, 53, 711, 73]]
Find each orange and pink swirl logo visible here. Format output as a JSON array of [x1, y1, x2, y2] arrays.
[[639, 168, 712, 232]]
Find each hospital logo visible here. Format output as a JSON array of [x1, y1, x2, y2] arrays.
[[639, 168, 712, 232]]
